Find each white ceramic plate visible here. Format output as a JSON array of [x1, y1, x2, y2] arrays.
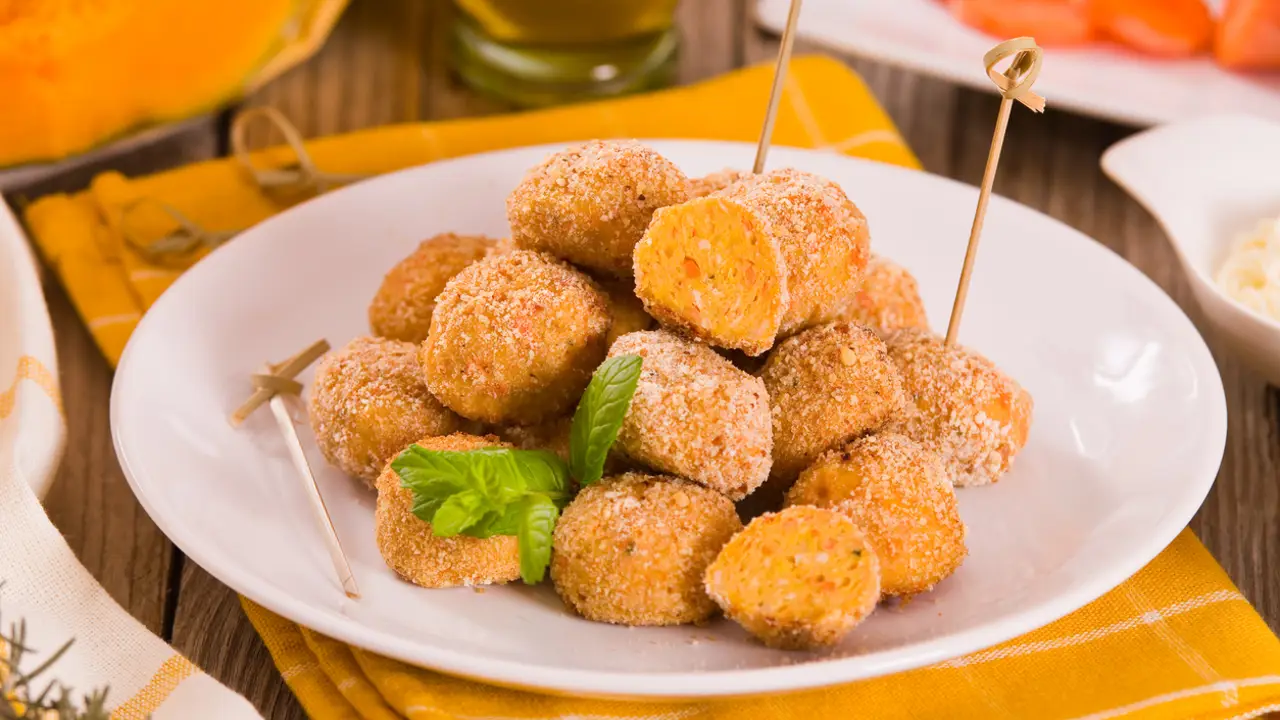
[[0, 198, 64, 498], [757, 0, 1280, 127], [111, 141, 1226, 698]]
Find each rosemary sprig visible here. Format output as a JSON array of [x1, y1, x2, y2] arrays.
[[0, 584, 111, 720]]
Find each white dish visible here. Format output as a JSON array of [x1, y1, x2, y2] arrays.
[[1103, 114, 1280, 387], [0, 198, 64, 498], [111, 141, 1226, 698], [756, 0, 1280, 127]]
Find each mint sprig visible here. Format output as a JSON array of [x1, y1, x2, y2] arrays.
[[392, 353, 642, 585], [569, 354, 643, 487]]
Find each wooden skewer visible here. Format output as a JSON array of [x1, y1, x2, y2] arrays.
[[944, 38, 1046, 346], [267, 390, 360, 599], [232, 340, 360, 599], [753, 0, 803, 174]]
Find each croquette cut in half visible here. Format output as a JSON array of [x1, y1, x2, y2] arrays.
[[308, 336, 462, 486], [506, 140, 691, 277], [551, 473, 742, 626], [375, 433, 520, 588], [834, 254, 930, 334], [705, 505, 881, 650], [367, 232, 498, 344], [761, 322, 906, 484], [716, 169, 871, 338], [787, 433, 966, 597], [633, 195, 789, 356], [610, 331, 772, 500], [884, 328, 1034, 487], [421, 250, 612, 425]]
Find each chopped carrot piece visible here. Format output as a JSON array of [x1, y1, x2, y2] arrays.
[[1216, 0, 1280, 70], [1091, 0, 1213, 57], [949, 0, 1095, 46]]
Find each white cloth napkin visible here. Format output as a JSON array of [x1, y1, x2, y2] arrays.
[[0, 201, 259, 719]]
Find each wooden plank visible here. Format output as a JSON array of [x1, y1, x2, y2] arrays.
[[172, 564, 307, 720]]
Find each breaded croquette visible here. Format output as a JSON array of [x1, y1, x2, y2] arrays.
[[761, 322, 906, 483], [634, 195, 789, 356], [787, 433, 966, 596], [375, 433, 519, 587], [506, 140, 691, 277], [610, 331, 772, 500], [422, 250, 611, 425], [368, 233, 497, 344], [705, 506, 881, 650], [834, 254, 929, 334], [885, 328, 1033, 487], [716, 168, 871, 337], [552, 473, 742, 625], [308, 336, 462, 486]]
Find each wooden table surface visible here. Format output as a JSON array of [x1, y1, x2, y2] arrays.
[[19, 1, 1280, 717]]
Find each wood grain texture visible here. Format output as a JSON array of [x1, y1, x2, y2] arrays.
[[18, 0, 1280, 717]]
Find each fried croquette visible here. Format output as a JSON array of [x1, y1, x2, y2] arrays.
[[506, 140, 691, 277], [551, 473, 742, 625], [689, 168, 751, 198], [599, 279, 655, 347], [704, 506, 881, 650], [834, 255, 929, 334], [787, 433, 966, 596], [715, 168, 872, 337], [367, 233, 497, 344], [633, 195, 789, 356], [422, 250, 612, 425], [610, 331, 772, 500], [885, 328, 1033, 487], [308, 336, 462, 486], [761, 322, 906, 483], [375, 433, 520, 588]]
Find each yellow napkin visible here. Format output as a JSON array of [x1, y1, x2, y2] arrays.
[[21, 57, 1280, 719]]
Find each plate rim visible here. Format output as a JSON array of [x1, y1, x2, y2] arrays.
[[110, 139, 1228, 698]]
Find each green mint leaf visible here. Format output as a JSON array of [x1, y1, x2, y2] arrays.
[[410, 495, 449, 524], [479, 506, 523, 538], [509, 450, 571, 505], [393, 446, 472, 495], [431, 490, 488, 536], [569, 354, 643, 487], [517, 495, 559, 584]]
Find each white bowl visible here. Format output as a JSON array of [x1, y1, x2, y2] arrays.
[[1102, 114, 1280, 387], [112, 141, 1226, 698]]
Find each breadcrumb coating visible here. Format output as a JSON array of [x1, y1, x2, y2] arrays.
[[884, 328, 1033, 487], [374, 433, 519, 588], [308, 336, 462, 486], [506, 140, 691, 277], [761, 322, 906, 483], [552, 473, 742, 625], [834, 254, 929, 334], [422, 250, 611, 425], [610, 331, 772, 500], [787, 433, 966, 596], [705, 506, 880, 650], [368, 233, 497, 343], [714, 168, 871, 336]]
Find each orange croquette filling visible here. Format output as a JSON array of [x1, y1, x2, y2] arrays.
[[637, 198, 785, 354]]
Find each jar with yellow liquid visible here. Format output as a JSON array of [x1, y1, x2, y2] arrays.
[[451, 0, 680, 107]]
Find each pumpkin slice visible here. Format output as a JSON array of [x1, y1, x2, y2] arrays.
[[0, 0, 297, 167], [1216, 0, 1280, 69], [633, 196, 788, 357]]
